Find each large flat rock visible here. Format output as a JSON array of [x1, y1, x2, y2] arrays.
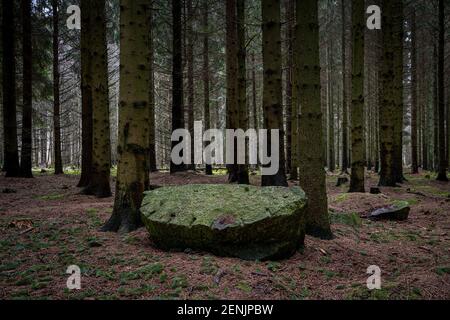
[[141, 184, 307, 261]]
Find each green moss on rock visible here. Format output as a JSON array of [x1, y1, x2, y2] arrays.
[[141, 185, 307, 261]]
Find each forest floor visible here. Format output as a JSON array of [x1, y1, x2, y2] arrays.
[[0, 170, 449, 300]]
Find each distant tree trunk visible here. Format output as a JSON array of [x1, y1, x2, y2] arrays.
[[327, 43, 335, 173], [186, 0, 195, 171], [226, 0, 239, 183], [349, 0, 365, 193], [236, 0, 250, 184], [2, 0, 20, 177], [285, 0, 294, 176], [78, 0, 93, 187], [296, 0, 332, 239], [340, 0, 349, 174], [83, 0, 111, 198], [149, 6, 157, 172], [379, 0, 398, 187], [288, 0, 298, 180], [261, 0, 288, 187], [203, 0, 213, 176], [20, 0, 33, 178], [410, 7, 418, 174], [102, 0, 152, 233], [171, 0, 187, 174], [251, 52, 259, 131], [52, 0, 63, 175], [392, 0, 404, 183], [436, 0, 448, 181]]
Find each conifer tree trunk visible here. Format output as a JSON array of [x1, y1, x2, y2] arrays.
[[102, 0, 152, 233], [410, 7, 418, 174], [296, 0, 332, 239], [186, 0, 195, 171], [341, 0, 350, 174], [349, 0, 365, 193], [149, 6, 157, 173], [436, 0, 448, 181], [78, 0, 93, 187], [236, 0, 250, 184], [203, 0, 213, 176], [285, 0, 294, 176], [288, 0, 298, 180], [2, 0, 20, 177], [52, 0, 63, 175], [379, 0, 398, 186], [170, 0, 187, 174], [392, 0, 404, 183], [83, 0, 112, 198], [20, 0, 33, 178], [261, 0, 288, 187]]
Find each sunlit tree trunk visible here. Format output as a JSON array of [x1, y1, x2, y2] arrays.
[[102, 0, 152, 233]]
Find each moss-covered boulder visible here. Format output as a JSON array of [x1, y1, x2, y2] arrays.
[[141, 184, 307, 261], [368, 201, 410, 221]]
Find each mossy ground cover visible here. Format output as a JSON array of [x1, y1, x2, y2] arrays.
[[0, 171, 448, 299]]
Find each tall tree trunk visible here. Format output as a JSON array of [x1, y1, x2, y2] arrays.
[[349, 0, 365, 193], [226, 0, 239, 183], [410, 7, 418, 174], [20, 0, 33, 178], [171, 0, 187, 174], [102, 0, 152, 233], [261, 0, 288, 187], [288, 0, 298, 180], [2, 0, 20, 177], [379, 0, 398, 187], [149, 6, 157, 172], [392, 0, 404, 183], [186, 0, 195, 171], [284, 0, 294, 176], [341, 0, 350, 174], [203, 0, 213, 176], [78, 0, 93, 187], [83, 0, 112, 198], [327, 42, 335, 173], [52, 0, 63, 175], [296, 0, 332, 239], [236, 0, 250, 184], [436, 0, 448, 181]]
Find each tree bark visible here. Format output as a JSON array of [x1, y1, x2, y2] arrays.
[[203, 0, 213, 176], [349, 0, 365, 193], [186, 0, 195, 171], [2, 0, 20, 177], [52, 0, 63, 175], [392, 0, 405, 183], [20, 0, 33, 178], [379, 0, 398, 187], [436, 0, 448, 181], [236, 0, 250, 184], [149, 5, 157, 172], [170, 0, 187, 174], [102, 0, 152, 233], [82, 0, 112, 198], [410, 7, 418, 174], [296, 0, 332, 239], [261, 0, 288, 187], [78, 0, 93, 187]]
